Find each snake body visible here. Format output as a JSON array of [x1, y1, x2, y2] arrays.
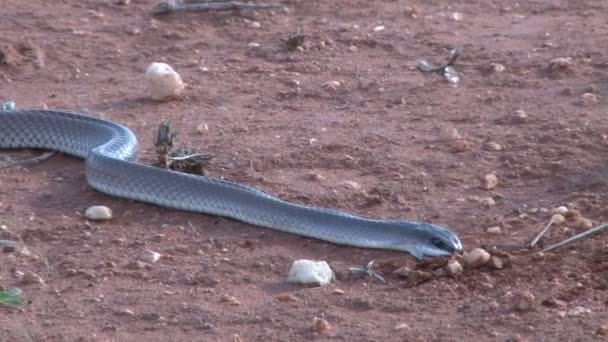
[[0, 109, 462, 259]]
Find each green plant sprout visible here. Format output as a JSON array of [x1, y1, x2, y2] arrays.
[[0, 288, 25, 306]]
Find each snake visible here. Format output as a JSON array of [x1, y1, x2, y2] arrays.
[[0, 109, 463, 259]]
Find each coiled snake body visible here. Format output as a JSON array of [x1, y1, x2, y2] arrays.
[[0, 109, 462, 259]]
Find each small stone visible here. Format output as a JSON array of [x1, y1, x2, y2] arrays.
[[85, 205, 113, 221], [306, 172, 325, 182], [0, 224, 7, 231], [145, 62, 185, 101], [373, 25, 385, 32], [336, 180, 361, 190], [312, 317, 330, 333], [392, 265, 412, 278], [574, 217, 593, 230], [139, 249, 161, 264], [483, 142, 502, 151], [490, 63, 505, 73], [596, 325, 608, 336], [551, 214, 566, 225], [321, 80, 341, 91], [464, 248, 491, 268], [333, 289, 345, 295], [549, 57, 575, 75], [21, 271, 45, 285], [486, 226, 502, 235], [446, 260, 463, 276], [488, 301, 500, 310], [439, 128, 461, 141], [480, 173, 498, 190], [287, 260, 334, 286], [568, 306, 591, 316], [478, 197, 496, 207], [450, 12, 463, 21], [513, 290, 536, 311], [250, 21, 261, 28], [116, 0, 130, 4], [553, 206, 569, 215], [115, 308, 135, 316], [394, 323, 409, 331], [451, 139, 471, 153], [489, 256, 504, 270], [580, 92, 598, 106], [247, 42, 261, 48], [276, 293, 298, 302], [220, 294, 241, 306], [513, 109, 528, 123], [196, 123, 209, 135]]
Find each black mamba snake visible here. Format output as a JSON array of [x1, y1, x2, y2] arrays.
[[0, 109, 462, 259]]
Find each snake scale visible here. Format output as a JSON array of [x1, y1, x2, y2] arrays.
[[0, 109, 462, 259]]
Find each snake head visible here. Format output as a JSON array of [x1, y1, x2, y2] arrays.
[[395, 222, 463, 260]]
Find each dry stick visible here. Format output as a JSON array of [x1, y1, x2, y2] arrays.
[[528, 218, 555, 248], [153, 0, 283, 15], [542, 223, 608, 253], [0, 151, 55, 169]]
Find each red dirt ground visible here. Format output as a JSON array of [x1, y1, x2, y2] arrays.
[[2, 0, 608, 341]]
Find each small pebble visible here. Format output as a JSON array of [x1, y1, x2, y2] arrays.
[[486, 226, 502, 235], [321, 80, 341, 91], [333, 289, 345, 295], [451, 139, 471, 153], [480, 173, 498, 190], [553, 206, 569, 215], [21, 271, 45, 285], [114, 308, 135, 316], [394, 323, 409, 331], [489, 256, 504, 270], [483, 141, 502, 151], [551, 214, 566, 225], [513, 109, 528, 123], [549, 57, 574, 74], [580, 92, 598, 106], [568, 306, 591, 316], [139, 249, 161, 264], [287, 260, 334, 286], [306, 172, 325, 182], [574, 217, 593, 230], [373, 25, 385, 32], [450, 12, 463, 21], [596, 325, 608, 336], [85, 205, 113, 221], [464, 248, 491, 268], [439, 128, 461, 141], [196, 123, 209, 135], [490, 63, 505, 73], [116, 0, 130, 4], [220, 294, 241, 306], [488, 301, 500, 310], [446, 260, 463, 276], [513, 290, 536, 311], [276, 293, 298, 302], [478, 197, 496, 207], [145, 62, 185, 101], [312, 317, 331, 332]]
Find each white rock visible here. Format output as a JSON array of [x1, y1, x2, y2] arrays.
[[85, 205, 113, 221], [486, 226, 502, 235], [464, 248, 491, 268], [551, 214, 566, 225], [446, 260, 463, 275], [287, 259, 334, 286], [144, 62, 185, 101], [139, 249, 161, 264], [553, 206, 569, 215]]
